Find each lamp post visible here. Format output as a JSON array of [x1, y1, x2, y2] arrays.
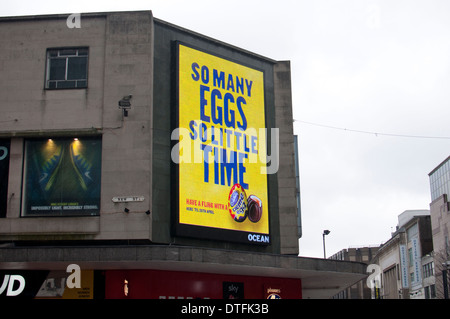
[[323, 230, 330, 259]]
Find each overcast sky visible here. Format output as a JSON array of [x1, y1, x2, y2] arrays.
[[2, 1, 450, 258]]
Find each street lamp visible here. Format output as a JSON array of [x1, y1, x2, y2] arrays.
[[323, 230, 330, 259]]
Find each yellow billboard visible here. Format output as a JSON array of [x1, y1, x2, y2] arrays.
[[175, 43, 269, 244]]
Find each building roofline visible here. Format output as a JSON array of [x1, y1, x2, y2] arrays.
[[0, 10, 278, 64], [153, 17, 278, 64], [0, 10, 151, 22], [428, 155, 450, 176], [375, 228, 403, 255]]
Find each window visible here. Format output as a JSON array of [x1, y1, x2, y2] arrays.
[[22, 137, 101, 217], [46, 48, 88, 89], [425, 286, 430, 299], [422, 262, 434, 278], [446, 236, 449, 255], [424, 285, 436, 299], [410, 272, 415, 284], [430, 284, 436, 298]]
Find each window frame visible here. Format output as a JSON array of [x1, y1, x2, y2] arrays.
[[45, 47, 89, 90]]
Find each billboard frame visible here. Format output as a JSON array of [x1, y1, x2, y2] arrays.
[[171, 41, 271, 246]]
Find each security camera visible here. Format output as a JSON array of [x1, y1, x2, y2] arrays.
[[118, 95, 132, 108], [118, 95, 133, 116]]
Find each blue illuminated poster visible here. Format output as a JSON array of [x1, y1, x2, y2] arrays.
[[23, 137, 101, 216]]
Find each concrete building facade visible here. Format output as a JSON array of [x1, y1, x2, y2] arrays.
[[0, 10, 300, 254], [0, 11, 367, 299]]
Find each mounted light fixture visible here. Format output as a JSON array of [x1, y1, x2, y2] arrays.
[[124, 279, 129, 297]]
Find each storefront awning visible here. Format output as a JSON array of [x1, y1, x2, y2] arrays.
[[0, 245, 367, 299]]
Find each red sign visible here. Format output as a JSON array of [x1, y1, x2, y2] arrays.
[[105, 269, 301, 299]]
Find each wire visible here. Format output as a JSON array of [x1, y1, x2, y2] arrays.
[[294, 119, 450, 140]]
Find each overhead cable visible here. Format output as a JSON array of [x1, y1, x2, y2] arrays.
[[294, 120, 450, 140]]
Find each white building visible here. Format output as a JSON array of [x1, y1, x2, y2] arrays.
[[371, 210, 434, 299]]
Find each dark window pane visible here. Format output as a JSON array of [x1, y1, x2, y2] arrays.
[[48, 50, 58, 57], [67, 57, 87, 80], [78, 48, 88, 56], [57, 80, 76, 88], [76, 80, 87, 88], [47, 81, 57, 89], [59, 49, 77, 56], [49, 58, 66, 81]]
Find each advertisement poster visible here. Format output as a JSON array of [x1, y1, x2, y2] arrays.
[[35, 270, 94, 299], [0, 140, 10, 218], [0, 270, 49, 298], [175, 43, 269, 244], [22, 137, 101, 216], [264, 285, 282, 299]]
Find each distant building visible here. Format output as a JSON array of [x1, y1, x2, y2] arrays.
[[428, 156, 450, 298], [371, 210, 434, 299], [330, 245, 381, 299]]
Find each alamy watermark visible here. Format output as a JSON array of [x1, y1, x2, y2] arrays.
[[171, 127, 280, 175], [366, 264, 382, 289], [66, 13, 81, 29], [66, 263, 81, 288]]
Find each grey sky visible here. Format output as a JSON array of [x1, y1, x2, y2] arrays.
[[2, 0, 450, 258]]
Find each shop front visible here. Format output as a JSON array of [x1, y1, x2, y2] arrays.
[[0, 245, 367, 299], [105, 269, 301, 299], [0, 268, 300, 299]]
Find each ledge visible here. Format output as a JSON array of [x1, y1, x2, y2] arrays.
[[0, 217, 100, 238]]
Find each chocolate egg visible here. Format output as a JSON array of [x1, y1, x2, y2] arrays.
[[228, 184, 248, 222], [247, 195, 262, 223]]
